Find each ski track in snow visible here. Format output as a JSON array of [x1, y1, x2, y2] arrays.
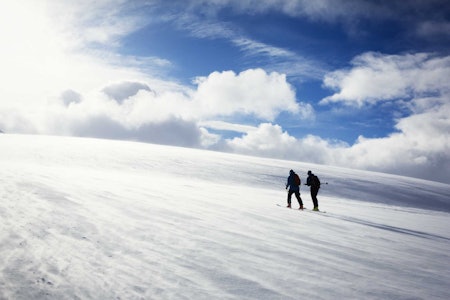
[[1, 134, 449, 299]]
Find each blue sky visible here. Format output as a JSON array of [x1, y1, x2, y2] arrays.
[[117, 0, 447, 142], [0, 0, 449, 183]]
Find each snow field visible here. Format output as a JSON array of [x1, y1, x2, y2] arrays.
[[1, 134, 449, 299]]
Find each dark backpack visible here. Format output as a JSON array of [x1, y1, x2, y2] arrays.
[[312, 175, 320, 188], [293, 173, 301, 185]]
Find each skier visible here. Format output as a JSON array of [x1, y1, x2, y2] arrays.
[[285, 170, 304, 209], [306, 170, 321, 211]]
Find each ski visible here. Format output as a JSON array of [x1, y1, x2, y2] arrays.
[[276, 204, 326, 213], [304, 208, 326, 213], [276, 204, 305, 210]]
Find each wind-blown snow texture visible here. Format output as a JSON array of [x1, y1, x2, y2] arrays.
[[1, 134, 449, 299]]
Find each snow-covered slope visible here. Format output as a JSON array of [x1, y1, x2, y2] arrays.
[[1, 134, 449, 299]]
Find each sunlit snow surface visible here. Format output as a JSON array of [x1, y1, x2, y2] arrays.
[[1, 134, 449, 299]]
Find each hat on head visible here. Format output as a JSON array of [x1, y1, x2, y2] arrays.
[[307, 170, 312, 175]]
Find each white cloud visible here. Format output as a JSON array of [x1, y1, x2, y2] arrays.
[[221, 52, 450, 183], [0, 0, 172, 114], [233, 38, 296, 58], [317, 51, 450, 181], [102, 82, 154, 104], [231, 38, 326, 80], [223, 123, 345, 162], [61, 90, 83, 106], [334, 97, 450, 182], [0, 67, 308, 149], [163, 5, 325, 80], [45, 0, 147, 48], [0, 0, 309, 145], [72, 115, 204, 148], [198, 121, 257, 133], [225, 123, 297, 156], [192, 69, 302, 120], [321, 52, 450, 106], [223, 105, 450, 183]]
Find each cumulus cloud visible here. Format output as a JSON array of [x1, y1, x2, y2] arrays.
[[321, 52, 450, 106], [72, 115, 203, 148], [192, 69, 303, 120], [223, 102, 450, 183], [102, 81, 154, 104], [333, 96, 450, 182], [0, 68, 309, 149], [61, 90, 83, 106], [224, 123, 297, 156], [222, 123, 345, 161], [219, 52, 450, 183], [317, 51, 450, 180]]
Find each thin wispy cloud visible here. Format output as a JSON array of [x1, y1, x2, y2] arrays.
[[165, 8, 325, 79]]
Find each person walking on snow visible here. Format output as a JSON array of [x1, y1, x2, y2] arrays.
[[306, 170, 321, 211], [285, 170, 304, 209]]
